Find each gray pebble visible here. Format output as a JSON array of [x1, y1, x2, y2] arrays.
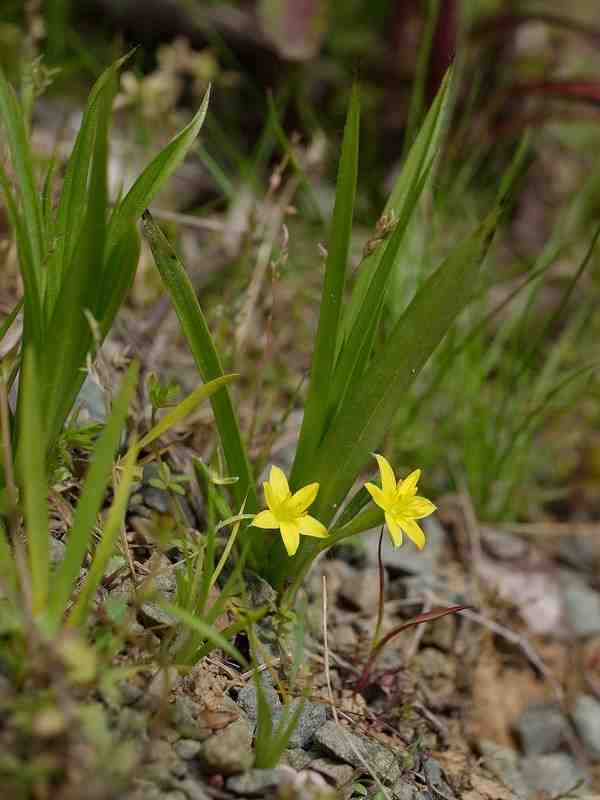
[[174, 739, 203, 760], [513, 703, 569, 755], [572, 694, 600, 758], [560, 570, 600, 635], [478, 740, 528, 798], [226, 768, 290, 796], [314, 720, 401, 785], [521, 753, 587, 796], [200, 719, 253, 775]]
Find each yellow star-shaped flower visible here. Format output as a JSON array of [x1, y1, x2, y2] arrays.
[[364, 454, 436, 549], [252, 465, 328, 556]]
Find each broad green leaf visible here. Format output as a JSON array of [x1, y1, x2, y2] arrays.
[[141, 211, 258, 515], [48, 362, 138, 630], [312, 209, 501, 523], [19, 350, 49, 616], [291, 84, 360, 486]]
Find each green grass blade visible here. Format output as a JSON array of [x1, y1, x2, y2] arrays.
[[0, 159, 43, 349], [98, 222, 141, 337], [141, 211, 257, 515], [39, 71, 116, 449], [327, 163, 433, 433], [134, 374, 238, 454], [67, 442, 139, 628], [48, 362, 138, 630], [20, 350, 49, 617], [340, 68, 454, 344], [0, 67, 44, 291], [160, 600, 248, 667], [107, 87, 210, 251], [291, 85, 360, 486], [312, 210, 501, 523], [48, 53, 132, 319]]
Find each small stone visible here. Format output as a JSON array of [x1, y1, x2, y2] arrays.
[[142, 485, 171, 514], [513, 703, 568, 755], [422, 613, 456, 651], [200, 719, 253, 775], [236, 674, 281, 727], [118, 680, 144, 707], [174, 739, 203, 760], [480, 526, 528, 560], [338, 568, 380, 613], [310, 758, 354, 787], [77, 375, 107, 423], [147, 667, 180, 704], [521, 753, 587, 797], [176, 778, 210, 800], [169, 759, 188, 779], [478, 740, 528, 799], [126, 780, 163, 800], [314, 720, 401, 785], [559, 534, 600, 572], [390, 781, 429, 800], [49, 537, 66, 568], [288, 699, 328, 748], [173, 696, 205, 740], [560, 571, 600, 635], [226, 768, 290, 796], [283, 749, 315, 770], [422, 758, 455, 800], [333, 625, 358, 651], [572, 694, 600, 758]]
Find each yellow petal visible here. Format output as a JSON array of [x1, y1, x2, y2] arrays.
[[374, 453, 397, 496], [289, 482, 319, 515], [299, 514, 328, 538], [252, 510, 280, 529], [397, 468, 421, 497], [269, 465, 290, 503], [400, 517, 426, 550], [263, 480, 276, 511], [365, 482, 391, 511], [280, 521, 300, 556], [385, 512, 403, 547], [405, 496, 436, 519]]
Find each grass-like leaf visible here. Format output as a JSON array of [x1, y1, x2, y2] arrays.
[[67, 442, 139, 628], [311, 210, 501, 523], [107, 87, 210, 250], [291, 84, 360, 487], [132, 374, 237, 455], [47, 362, 139, 631], [141, 210, 258, 515], [19, 350, 49, 617], [159, 600, 248, 667]]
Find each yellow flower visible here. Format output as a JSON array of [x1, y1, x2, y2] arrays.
[[252, 466, 328, 556], [364, 454, 436, 550]]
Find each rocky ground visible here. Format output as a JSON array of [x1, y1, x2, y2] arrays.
[[31, 378, 600, 800]]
